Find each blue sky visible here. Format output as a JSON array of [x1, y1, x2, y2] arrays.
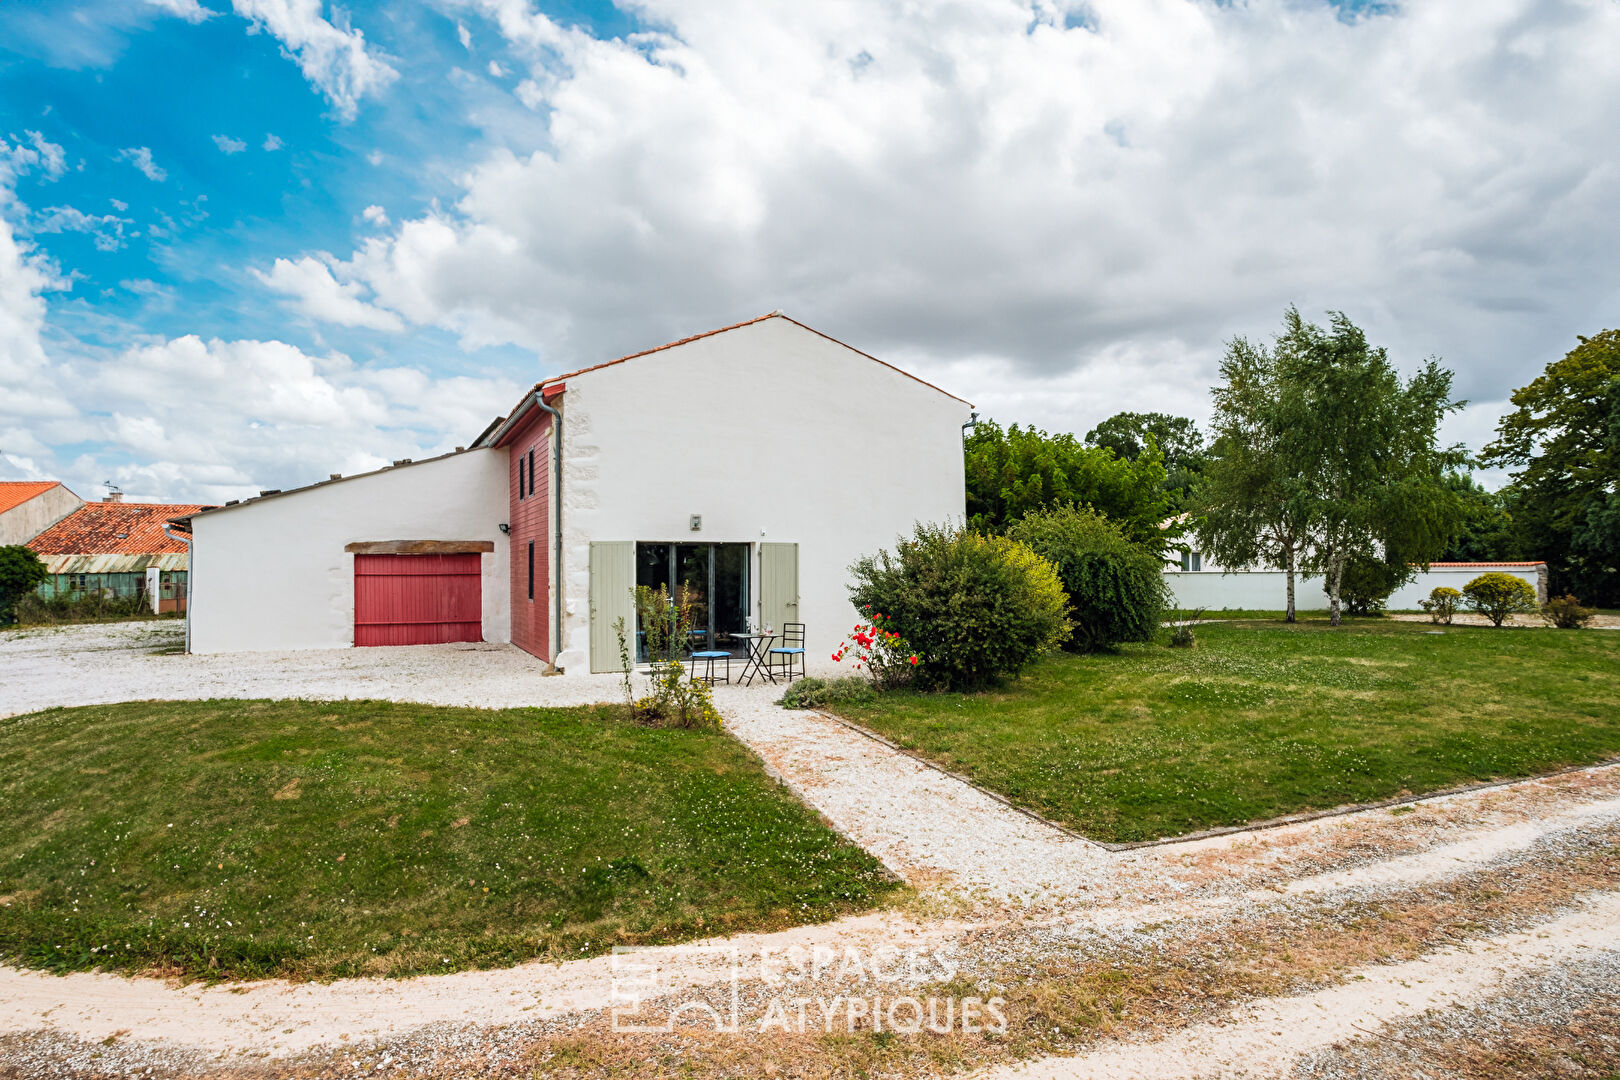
[[3, 0, 1618, 502]]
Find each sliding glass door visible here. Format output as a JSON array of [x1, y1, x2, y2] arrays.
[[634, 542, 751, 659]]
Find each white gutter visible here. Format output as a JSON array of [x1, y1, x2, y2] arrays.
[[161, 523, 192, 654]]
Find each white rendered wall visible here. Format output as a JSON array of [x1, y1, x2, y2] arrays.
[[1, 485, 83, 545], [189, 450, 511, 653], [552, 316, 970, 671], [1165, 565, 1547, 612]]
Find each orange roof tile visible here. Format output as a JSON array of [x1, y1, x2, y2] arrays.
[[0, 481, 63, 516], [28, 502, 214, 557]]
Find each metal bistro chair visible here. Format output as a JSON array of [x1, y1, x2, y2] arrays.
[[767, 623, 807, 683], [689, 646, 731, 686]]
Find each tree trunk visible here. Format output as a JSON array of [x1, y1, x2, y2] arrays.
[[1284, 546, 1297, 623], [1328, 552, 1345, 627]]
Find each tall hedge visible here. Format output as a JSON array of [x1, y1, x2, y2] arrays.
[[848, 523, 1070, 692], [1007, 505, 1167, 652]]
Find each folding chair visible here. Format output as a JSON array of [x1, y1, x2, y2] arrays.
[[767, 623, 806, 683]]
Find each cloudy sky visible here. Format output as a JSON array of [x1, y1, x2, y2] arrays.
[[2, 0, 1617, 503]]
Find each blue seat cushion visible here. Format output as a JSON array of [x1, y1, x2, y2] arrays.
[[691, 651, 729, 659], [770, 647, 806, 654]]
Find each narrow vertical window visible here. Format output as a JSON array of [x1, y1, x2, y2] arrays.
[[527, 541, 535, 601], [528, 448, 536, 497], [518, 455, 526, 499]]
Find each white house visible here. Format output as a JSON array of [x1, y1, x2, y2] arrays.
[[1165, 547, 1549, 611], [174, 314, 971, 670]]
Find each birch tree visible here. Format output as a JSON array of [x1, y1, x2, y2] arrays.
[[1191, 336, 1313, 621], [1271, 309, 1466, 626]]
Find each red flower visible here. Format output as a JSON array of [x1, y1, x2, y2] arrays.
[[908, 655, 919, 665]]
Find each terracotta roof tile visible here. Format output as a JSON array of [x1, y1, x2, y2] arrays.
[[28, 502, 214, 557], [0, 481, 63, 516]]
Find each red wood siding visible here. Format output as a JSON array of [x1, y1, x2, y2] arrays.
[[354, 553, 482, 646], [507, 409, 551, 660]]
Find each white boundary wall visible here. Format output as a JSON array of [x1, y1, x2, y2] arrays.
[[1166, 564, 1548, 612], [188, 450, 511, 653], [552, 316, 969, 671]]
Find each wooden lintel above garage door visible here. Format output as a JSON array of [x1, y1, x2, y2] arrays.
[[344, 540, 496, 555]]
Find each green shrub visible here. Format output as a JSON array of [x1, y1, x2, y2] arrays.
[[11, 589, 153, 626], [779, 676, 879, 710], [1542, 594, 1595, 629], [1006, 504, 1168, 652], [1332, 555, 1408, 616], [1462, 572, 1539, 627], [1419, 586, 1462, 625], [849, 522, 1070, 692], [0, 546, 49, 624]]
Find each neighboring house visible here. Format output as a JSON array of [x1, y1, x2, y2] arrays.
[[1165, 547, 1549, 610], [29, 496, 212, 613], [0, 481, 83, 545], [173, 314, 972, 667]]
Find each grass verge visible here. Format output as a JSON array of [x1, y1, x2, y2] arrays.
[[833, 619, 1620, 843], [0, 699, 900, 981]]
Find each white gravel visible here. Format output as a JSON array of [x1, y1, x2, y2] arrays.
[[984, 890, 1620, 1080], [714, 685, 1112, 900], [0, 620, 626, 715]]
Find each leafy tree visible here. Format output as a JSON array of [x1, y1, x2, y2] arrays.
[[1271, 308, 1467, 625], [0, 545, 49, 623], [1483, 332, 1620, 604], [1568, 376, 1620, 602], [1189, 335, 1315, 621], [964, 419, 1175, 552], [1437, 473, 1519, 563], [1007, 504, 1168, 652], [1085, 411, 1208, 512], [1333, 553, 1406, 616]]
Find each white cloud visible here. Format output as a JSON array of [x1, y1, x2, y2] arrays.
[[116, 146, 166, 181], [231, 0, 398, 119], [253, 254, 405, 331], [33, 205, 134, 251], [262, 132, 284, 150], [457, 21, 472, 50], [302, 0, 1620, 460], [109, 198, 128, 211], [1, 131, 68, 185], [145, 0, 216, 23], [361, 204, 389, 227], [212, 133, 247, 154], [487, 59, 504, 78]]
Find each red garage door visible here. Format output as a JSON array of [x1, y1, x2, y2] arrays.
[[354, 553, 482, 646]]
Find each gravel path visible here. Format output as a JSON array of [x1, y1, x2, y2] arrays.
[[714, 686, 1109, 899], [985, 891, 1620, 1080]]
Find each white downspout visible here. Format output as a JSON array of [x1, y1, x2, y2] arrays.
[[162, 523, 192, 654]]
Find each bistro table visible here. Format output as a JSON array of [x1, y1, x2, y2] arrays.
[[727, 631, 778, 685]]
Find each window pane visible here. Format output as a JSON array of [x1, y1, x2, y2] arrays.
[[675, 544, 712, 652], [713, 544, 750, 657]]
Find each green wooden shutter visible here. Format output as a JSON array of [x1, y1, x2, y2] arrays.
[[759, 542, 799, 635], [589, 541, 636, 673]]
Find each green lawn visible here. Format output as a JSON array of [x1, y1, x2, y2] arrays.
[[834, 620, 1620, 844], [0, 699, 899, 981]]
